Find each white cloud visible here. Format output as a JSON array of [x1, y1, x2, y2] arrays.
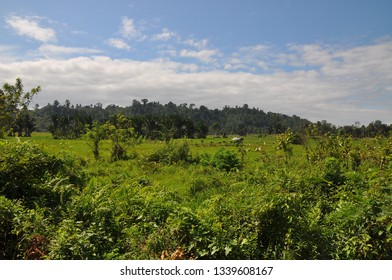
[[179, 49, 220, 63], [280, 44, 335, 67], [0, 45, 18, 63], [183, 38, 208, 50], [105, 38, 131, 50], [38, 44, 102, 57], [224, 59, 255, 72], [5, 15, 56, 43], [152, 28, 177, 41], [227, 44, 272, 71], [238, 44, 270, 54], [326, 42, 392, 78], [120, 17, 137, 39], [0, 41, 391, 126]]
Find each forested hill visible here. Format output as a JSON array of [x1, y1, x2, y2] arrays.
[[33, 99, 311, 135]]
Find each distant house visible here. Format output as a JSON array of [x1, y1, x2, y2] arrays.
[[231, 137, 244, 145]]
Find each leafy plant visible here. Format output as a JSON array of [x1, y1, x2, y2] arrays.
[[85, 121, 107, 160], [0, 141, 81, 207], [0, 196, 24, 259], [147, 141, 193, 164], [0, 78, 40, 137], [275, 128, 294, 164], [105, 114, 141, 161], [201, 148, 240, 172]]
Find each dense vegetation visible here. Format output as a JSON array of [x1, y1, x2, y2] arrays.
[[0, 78, 40, 138], [31, 99, 391, 140], [1, 78, 391, 260], [3, 78, 391, 140], [33, 99, 312, 139], [1, 130, 391, 260]]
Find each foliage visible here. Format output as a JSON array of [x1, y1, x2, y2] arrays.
[[1, 132, 392, 260], [0, 196, 24, 259], [0, 141, 82, 207], [201, 148, 241, 171], [49, 113, 92, 139], [35, 99, 313, 137], [38, 99, 392, 140], [147, 141, 194, 164], [0, 78, 40, 137], [189, 176, 222, 196], [84, 121, 107, 159], [275, 128, 294, 163], [105, 114, 142, 161]]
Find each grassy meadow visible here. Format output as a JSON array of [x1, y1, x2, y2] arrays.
[[1, 132, 391, 259]]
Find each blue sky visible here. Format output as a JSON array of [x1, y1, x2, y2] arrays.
[[1, 0, 391, 125]]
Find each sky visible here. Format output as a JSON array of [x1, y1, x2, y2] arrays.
[[1, 0, 392, 126]]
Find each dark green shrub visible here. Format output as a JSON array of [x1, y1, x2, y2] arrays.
[[292, 133, 303, 144], [0, 196, 24, 259], [208, 148, 240, 171], [11, 206, 53, 259], [324, 157, 344, 185], [198, 195, 259, 259], [189, 177, 222, 195], [48, 219, 116, 259], [165, 207, 211, 258], [0, 141, 82, 208], [326, 193, 392, 259], [147, 141, 193, 164]]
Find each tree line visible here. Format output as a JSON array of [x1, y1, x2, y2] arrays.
[[2, 78, 391, 139], [33, 98, 311, 138], [34, 99, 392, 139]]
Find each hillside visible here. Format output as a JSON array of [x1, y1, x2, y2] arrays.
[[32, 99, 311, 136]]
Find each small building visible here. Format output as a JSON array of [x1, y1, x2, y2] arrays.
[[231, 137, 244, 145]]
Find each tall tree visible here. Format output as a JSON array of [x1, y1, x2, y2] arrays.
[[0, 78, 40, 137]]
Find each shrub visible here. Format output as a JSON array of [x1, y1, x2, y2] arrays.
[[11, 206, 52, 259], [0, 196, 24, 259], [0, 141, 82, 208], [84, 122, 107, 160], [189, 177, 222, 196], [202, 148, 240, 172], [323, 157, 344, 186], [147, 141, 193, 164], [165, 207, 211, 258]]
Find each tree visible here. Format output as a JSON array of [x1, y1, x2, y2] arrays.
[[276, 128, 294, 164], [85, 122, 107, 160], [105, 114, 141, 161], [0, 78, 40, 137], [15, 111, 36, 137], [195, 121, 208, 138]]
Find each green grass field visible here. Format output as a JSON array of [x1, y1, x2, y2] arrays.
[[1, 132, 391, 260]]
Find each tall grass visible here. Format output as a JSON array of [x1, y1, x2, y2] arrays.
[[1, 132, 391, 259]]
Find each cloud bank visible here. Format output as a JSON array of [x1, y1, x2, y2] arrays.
[[1, 14, 392, 126]]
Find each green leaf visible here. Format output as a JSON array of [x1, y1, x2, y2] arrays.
[[224, 245, 232, 256], [211, 245, 219, 255], [230, 239, 238, 246], [241, 238, 248, 246]]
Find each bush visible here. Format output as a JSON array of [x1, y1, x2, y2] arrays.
[[323, 157, 344, 186], [0, 196, 24, 259], [202, 148, 240, 172], [0, 141, 82, 208], [189, 177, 222, 195], [147, 141, 193, 164]]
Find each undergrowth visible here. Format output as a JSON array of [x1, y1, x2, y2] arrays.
[[1, 133, 391, 259]]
